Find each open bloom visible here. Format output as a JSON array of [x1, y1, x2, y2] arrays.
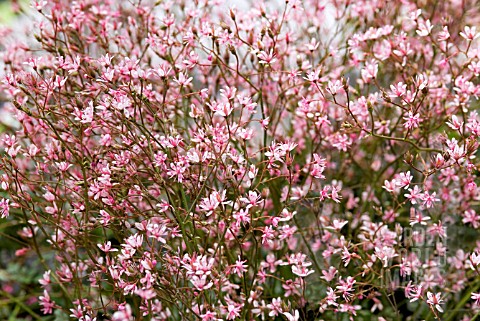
[[460, 26, 480, 41], [375, 246, 398, 267], [0, 198, 10, 218], [470, 252, 480, 269], [426, 292, 444, 313], [472, 292, 480, 305], [283, 310, 300, 321], [39, 290, 55, 314]]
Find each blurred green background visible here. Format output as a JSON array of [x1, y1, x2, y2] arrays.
[[0, 0, 24, 25]]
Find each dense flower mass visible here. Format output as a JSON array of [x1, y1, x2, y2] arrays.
[[1, 0, 480, 320]]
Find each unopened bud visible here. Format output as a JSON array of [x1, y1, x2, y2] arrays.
[[220, 21, 231, 32], [342, 121, 353, 129], [382, 91, 391, 103], [268, 28, 275, 39], [367, 101, 373, 111], [467, 139, 479, 154], [404, 151, 414, 164], [442, 151, 450, 162], [223, 51, 230, 64], [296, 55, 302, 68], [248, 30, 254, 44]]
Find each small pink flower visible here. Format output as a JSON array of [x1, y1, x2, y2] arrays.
[[112, 304, 133, 321], [257, 49, 277, 65], [231, 256, 248, 277], [426, 292, 444, 313], [472, 292, 480, 305], [416, 19, 433, 37], [460, 26, 480, 41], [0, 198, 10, 218], [403, 111, 422, 129], [283, 310, 300, 321], [470, 252, 480, 269], [438, 26, 450, 41], [39, 270, 51, 287], [39, 290, 55, 315], [31, 0, 48, 11]]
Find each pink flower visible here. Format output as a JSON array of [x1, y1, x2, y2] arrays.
[[39, 270, 51, 287], [291, 264, 315, 277], [326, 287, 339, 306], [261, 225, 275, 245], [403, 111, 422, 129], [410, 208, 431, 226], [326, 219, 348, 231], [390, 82, 407, 98], [257, 49, 277, 65], [173, 72, 193, 87], [460, 26, 480, 41], [396, 171, 413, 189], [321, 267, 338, 282], [225, 303, 242, 320], [283, 310, 300, 321], [438, 26, 450, 41], [420, 191, 439, 208], [426, 292, 444, 313], [342, 246, 353, 267], [200, 310, 221, 321], [191, 275, 213, 291], [404, 185, 422, 204], [416, 19, 433, 37], [231, 256, 248, 277], [97, 241, 118, 253], [374, 246, 398, 267], [472, 292, 480, 305], [39, 290, 55, 315], [31, 0, 48, 11], [406, 283, 423, 302], [327, 79, 343, 95], [199, 190, 228, 216], [112, 304, 133, 321], [0, 198, 10, 218], [470, 252, 480, 269], [383, 179, 397, 193], [336, 276, 356, 301], [267, 297, 283, 317], [446, 115, 463, 131], [361, 60, 378, 83], [463, 210, 480, 228], [311, 153, 327, 179]]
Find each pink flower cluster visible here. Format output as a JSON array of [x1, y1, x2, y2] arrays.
[[1, 0, 480, 320]]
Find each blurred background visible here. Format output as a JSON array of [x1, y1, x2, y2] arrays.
[[0, 0, 21, 24], [0, 0, 22, 132]]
